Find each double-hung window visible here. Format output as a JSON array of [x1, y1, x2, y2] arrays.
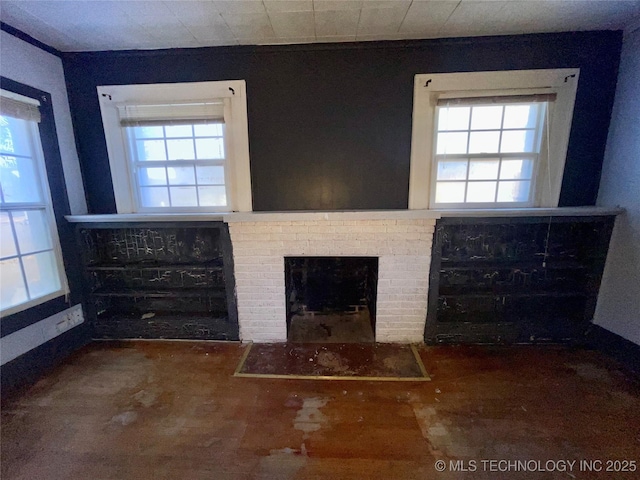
[[409, 69, 580, 209], [98, 81, 252, 213], [434, 95, 550, 207], [0, 90, 67, 315]]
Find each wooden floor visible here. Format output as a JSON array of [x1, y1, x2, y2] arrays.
[[2, 341, 639, 479]]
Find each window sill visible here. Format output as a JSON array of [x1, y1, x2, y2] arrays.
[[431, 206, 624, 218], [65, 213, 228, 223], [65, 207, 623, 225]]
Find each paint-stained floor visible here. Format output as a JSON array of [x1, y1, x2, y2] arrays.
[[2, 341, 639, 479]]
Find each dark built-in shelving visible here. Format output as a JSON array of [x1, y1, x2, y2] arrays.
[[76, 223, 238, 340], [425, 215, 616, 344]]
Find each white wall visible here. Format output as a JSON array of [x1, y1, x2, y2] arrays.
[[1, 30, 87, 214], [594, 23, 640, 346]]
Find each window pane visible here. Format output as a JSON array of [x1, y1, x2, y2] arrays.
[[140, 187, 170, 207], [0, 155, 42, 203], [435, 182, 465, 203], [165, 125, 193, 138], [503, 104, 539, 129], [195, 138, 225, 160], [436, 132, 468, 155], [437, 107, 470, 131], [167, 166, 195, 185], [469, 160, 500, 180], [0, 115, 32, 157], [137, 140, 166, 161], [12, 210, 52, 254], [437, 160, 467, 181], [497, 181, 531, 202], [198, 186, 227, 207], [500, 159, 534, 180], [466, 181, 497, 202], [167, 139, 195, 160], [23, 250, 61, 299], [0, 212, 17, 258], [468, 131, 500, 154], [0, 257, 28, 309], [132, 126, 163, 138], [471, 106, 503, 130], [501, 130, 536, 153], [138, 167, 167, 186], [169, 186, 198, 206], [196, 166, 225, 185], [194, 124, 223, 137]]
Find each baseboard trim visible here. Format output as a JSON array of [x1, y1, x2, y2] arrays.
[[584, 325, 640, 376]]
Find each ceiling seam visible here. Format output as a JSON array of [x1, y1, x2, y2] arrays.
[[354, 2, 364, 41], [437, 0, 463, 38], [397, 0, 414, 34]]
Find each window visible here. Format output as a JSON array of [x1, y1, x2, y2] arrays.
[[408, 69, 580, 209], [0, 90, 68, 316], [98, 81, 252, 213]]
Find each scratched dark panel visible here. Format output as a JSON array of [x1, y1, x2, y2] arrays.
[[426, 216, 615, 344], [81, 227, 223, 265], [79, 225, 238, 340]]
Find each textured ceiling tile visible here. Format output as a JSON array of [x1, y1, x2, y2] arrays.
[[263, 36, 317, 44], [315, 34, 358, 42], [223, 11, 276, 39], [313, 0, 363, 11], [356, 4, 411, 35], [360, 0, 411, 10], [162, 1, 221, 26], [1, 0, 639, 51], [356, 32, 406, 41], [213, 0, 266, 14], [439, 1, 509, 37], [399, 2, 458, 34], [187, 24, 238, 43], [0, 1, 92, 50], [315, 9, 360, 36], [264, 0, 314, 13], [269, 10, 316, 37]]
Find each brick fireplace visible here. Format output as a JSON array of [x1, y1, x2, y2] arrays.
[[226, 212, 438, 343]]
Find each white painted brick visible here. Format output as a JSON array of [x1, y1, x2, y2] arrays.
[[385, 225, 409, 233], [307, 225, 335, 233], [230, 217, 434, 342]]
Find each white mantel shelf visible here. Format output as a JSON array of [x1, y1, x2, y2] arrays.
[[65, 206, 623, 224]]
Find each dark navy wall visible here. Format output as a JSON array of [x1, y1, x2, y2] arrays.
[[61, 31, 622, 213]]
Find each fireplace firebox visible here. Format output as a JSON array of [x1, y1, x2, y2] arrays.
[[285, 257, 378, 343]]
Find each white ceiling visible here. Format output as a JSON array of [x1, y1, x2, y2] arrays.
[[1, 0, 640, 52]]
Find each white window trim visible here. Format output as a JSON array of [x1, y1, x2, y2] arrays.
[[0, 89, 69, 317], [408, 69, 580, 210], [97, 81, 252, 213]]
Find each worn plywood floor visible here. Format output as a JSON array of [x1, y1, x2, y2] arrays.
[[2, 341, 640, 480]]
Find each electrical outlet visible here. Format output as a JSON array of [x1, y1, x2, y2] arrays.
[[67, 306, 84, 327], [55, 319, 68, 334], [43, 305, 85, 342]]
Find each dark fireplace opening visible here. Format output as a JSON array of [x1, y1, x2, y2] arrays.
[[285, 256, 378, 343]]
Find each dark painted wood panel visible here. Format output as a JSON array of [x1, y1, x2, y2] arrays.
[[61, 32, 622, 213], [425, 216, 615, 344], [76, 223, 239, 340]]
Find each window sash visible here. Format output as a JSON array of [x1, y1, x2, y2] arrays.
[[0, 109, 67, 315], [431, 100, 547, 207], [124, 123, 231, 211]]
